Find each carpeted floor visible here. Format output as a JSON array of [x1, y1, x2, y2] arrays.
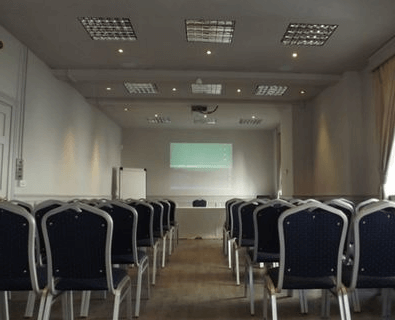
[[8, 239, 387, 319]]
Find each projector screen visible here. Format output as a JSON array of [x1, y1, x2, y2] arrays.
[[170, 143, 232, 169], [170, 143, 232, 190]]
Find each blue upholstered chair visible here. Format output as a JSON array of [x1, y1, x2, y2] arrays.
[[33, 199, 65, 266], [41, 203, 132, 320], [227, 199, 245, 273], [223, 198, 241, 256], [231, 200, 262, 286], [244, 199, 294, 315], [342, 200, 395, 319], [166, 199, 179, 253], [0, 202, 47, 320], [97, 200, 150, 317], [159, 200, 172, 260], [263, 202, 349, 320], [129, 200, 161, 285]]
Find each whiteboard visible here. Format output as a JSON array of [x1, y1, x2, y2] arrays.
[[118, 167, 146, 200]]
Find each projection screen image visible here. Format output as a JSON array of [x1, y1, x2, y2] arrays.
[[170, 143, 232, 191]]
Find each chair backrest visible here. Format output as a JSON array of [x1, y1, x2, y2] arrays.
[[225, 198, 241, 230], [325, 198, 354, 222], [252, 201, 294, 262], [33, 200, 65, 260], [349, 200, 395, 289], [149, 200, 164, 237], [229, 200, 245, 238], [355, 198, 379, 213], [166, 199, 177, 225], [129, 200, 154, 245], [0, 202, 39, 292], [277, 203, 348, 291], [97, 200, 139, 265], [237, 200, 261, 245], [9, 200, 33, 213], [42, 203, 115, 294], [159, 200, 171, 230]]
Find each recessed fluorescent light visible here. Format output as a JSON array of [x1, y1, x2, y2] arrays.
[[255, 85, 288, 96], [147, 116, 171, 124], [106, 87, 112, 91], [78, 17, 137, 41], [239, 118, 263, 125], [281, 23, 338, 46], [191, 83, 222, 95], [185, 19, 235, 43], [206, 50, 212, 55], [124, 82, 158, 94]]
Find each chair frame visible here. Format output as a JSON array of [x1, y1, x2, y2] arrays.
[[263, 202, 350, 320], [0, 202, 47, 320], [41, 203, 132, 320]]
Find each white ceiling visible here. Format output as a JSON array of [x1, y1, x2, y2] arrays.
[[1, 0, 394, 129]]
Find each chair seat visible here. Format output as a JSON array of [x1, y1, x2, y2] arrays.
[[112, 250, 148, 265], [240, 239, 255, 247], [268, 267, 336, 290], [55, 267, 128, 291], [246, 249, 279, 264], [342, 265, 395, 288], [0, 266, 47, 291]]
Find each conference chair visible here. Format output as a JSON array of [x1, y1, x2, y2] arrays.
[[232, 200, 262, 286], [9, 199, 33, 213], [33, 199, 65, 266], [355, 198, 379, 212], [223, 198, 241, 256], [227, 199, 245, 275], [94, 200, 149, 317], [41, 203, 132, 320], [342, 200, 395, 319], [244, 199, 294, 315], [166, 199, 179, 252], [263, 202, 349, 320], [0, 202, 47, 320], [149, 200, 168, 268], [325, 198, 355, 259], [159, 200, 172, 259], [129, 201, 161, 285]]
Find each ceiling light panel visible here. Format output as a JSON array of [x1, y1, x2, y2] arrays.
[[186, 19, 235, 43], [147, 116, 171, 124], [255, 85, 288, 96], [281, 23, 338, 46], [78, 17, 137, 41], [124, 82, 158, 94], [239, 118, 263, 125], [191, 84, 222, 95]]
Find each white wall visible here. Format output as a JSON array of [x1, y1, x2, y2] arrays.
[[0, 25, 122, 203], [292, 71, 379, 200], [121, 128, 276, 206]]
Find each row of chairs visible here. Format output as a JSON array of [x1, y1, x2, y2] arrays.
[[0, 197, 179, 320], [223, 196, 395, 319]]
